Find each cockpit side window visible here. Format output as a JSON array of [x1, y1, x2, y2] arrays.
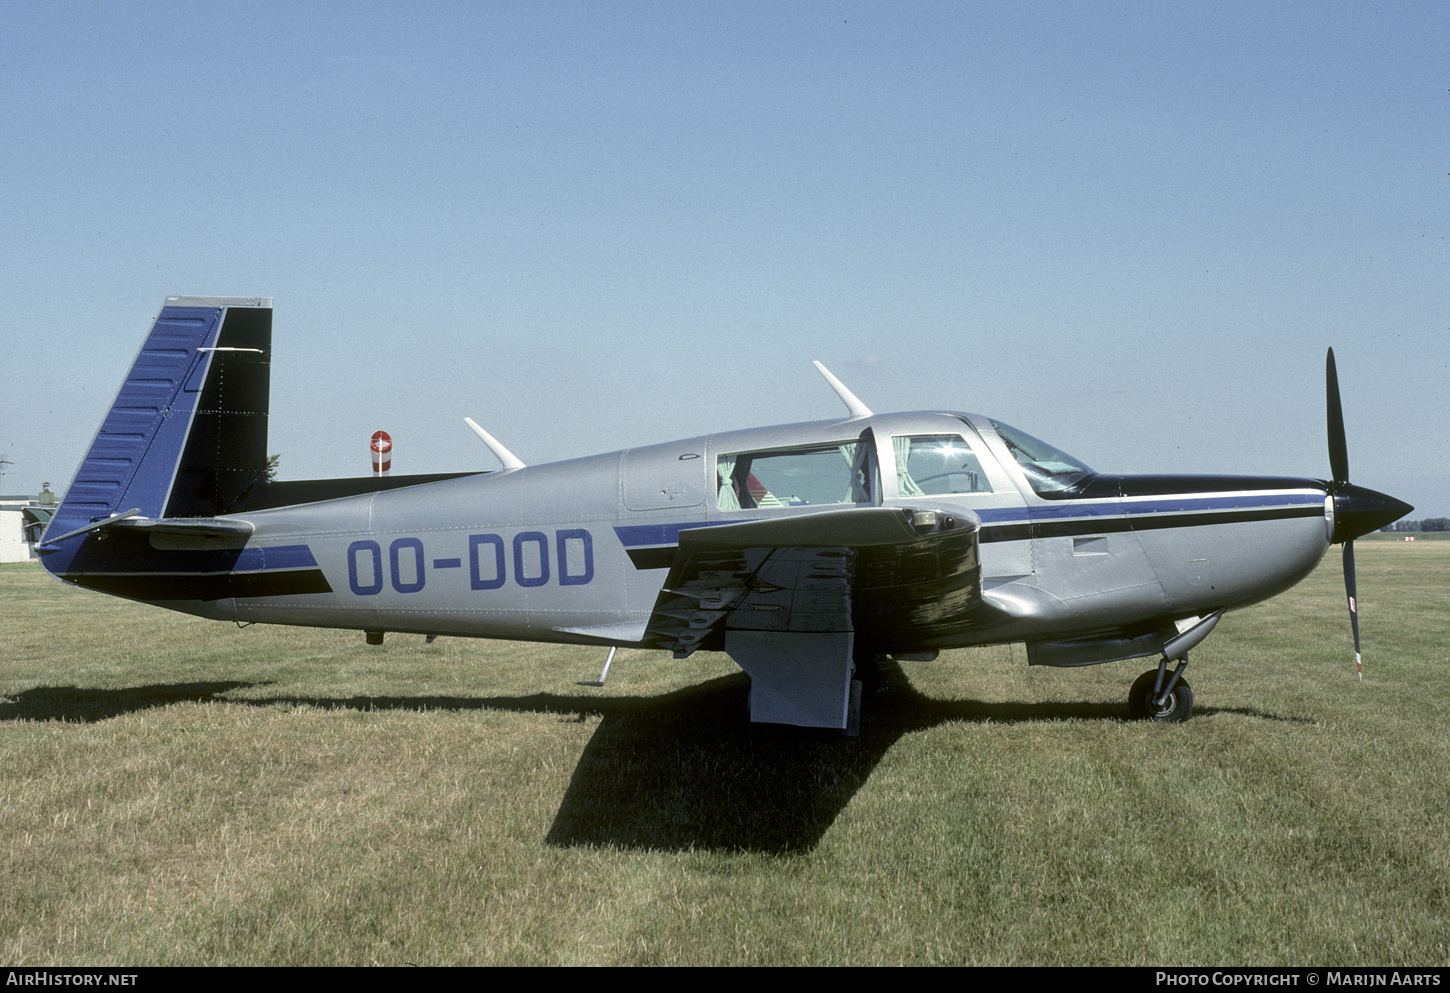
[[892, 434, 994, 496], [989, 420, 1094, 494], [717, 441, 870, 510]]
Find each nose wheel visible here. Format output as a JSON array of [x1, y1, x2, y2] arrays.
[[1129, 666, 1194, 722]]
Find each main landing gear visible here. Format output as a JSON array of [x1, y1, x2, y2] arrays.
[[1128, 658, 1193, 722]]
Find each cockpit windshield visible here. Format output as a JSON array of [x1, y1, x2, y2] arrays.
[[989, 420, 1095, 494]]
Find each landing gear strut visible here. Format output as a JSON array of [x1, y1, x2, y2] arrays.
[[1129, 657, 1194, 722], [1128, 612, 1222, 722]]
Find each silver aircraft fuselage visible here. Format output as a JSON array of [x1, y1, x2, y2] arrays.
[[39, 298, 1410, 728], [169, 413, 1332, 650]]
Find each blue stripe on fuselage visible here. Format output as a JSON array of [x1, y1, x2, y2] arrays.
[[233, 544, 320, 573]]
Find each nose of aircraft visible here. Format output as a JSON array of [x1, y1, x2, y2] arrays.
[[1329, 482, 1414, 544]]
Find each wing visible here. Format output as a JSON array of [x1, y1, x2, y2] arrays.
[[641, 506, 981, 729]]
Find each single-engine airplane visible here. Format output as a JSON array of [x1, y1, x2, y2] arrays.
[[39, 297, 1411, 731]]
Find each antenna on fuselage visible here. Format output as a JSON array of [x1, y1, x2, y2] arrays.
[[463, 417, 527, 470], [812, 361, 873, 418]]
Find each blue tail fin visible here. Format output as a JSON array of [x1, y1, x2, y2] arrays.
[[44, 296, 272, 543]]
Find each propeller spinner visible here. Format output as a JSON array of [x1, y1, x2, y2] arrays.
[[1324, 348, 1413, 679]]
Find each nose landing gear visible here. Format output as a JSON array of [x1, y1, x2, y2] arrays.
[[1127, 611, 1221, 722], [1129, 662, 1193, 722]]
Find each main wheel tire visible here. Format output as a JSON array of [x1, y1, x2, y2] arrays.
[[1129, 669, 1194, 722]]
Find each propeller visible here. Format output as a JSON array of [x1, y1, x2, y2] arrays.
[[1324, 348, 1413, 679]]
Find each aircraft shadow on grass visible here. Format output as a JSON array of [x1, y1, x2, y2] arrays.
[[0, 680, 257, 724], [0, 662, 1308, 854]]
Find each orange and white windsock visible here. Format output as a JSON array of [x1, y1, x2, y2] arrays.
[[371, 430, 392, 476]]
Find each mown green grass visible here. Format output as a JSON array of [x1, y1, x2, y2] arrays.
[[2, 542, 1447, 966]]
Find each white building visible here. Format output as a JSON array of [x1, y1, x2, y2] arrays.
[[0, 485, 55, 562], [0, 509, 27, 563]]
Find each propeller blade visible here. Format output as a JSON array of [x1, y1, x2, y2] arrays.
[[1343, 539, 1362, 681], [1326, 347, 1349, 482], [1324, 348, 1411, 681]]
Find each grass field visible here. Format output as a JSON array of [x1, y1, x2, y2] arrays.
[[2, 539, 1447, 966]]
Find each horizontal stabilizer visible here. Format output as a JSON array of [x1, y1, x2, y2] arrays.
[[112, 517, 254, 537], [37, 508, 143, 547], [38, 511, 255, 553]]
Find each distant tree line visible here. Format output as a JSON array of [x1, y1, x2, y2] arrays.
[[1383, 519, 1450, 532]]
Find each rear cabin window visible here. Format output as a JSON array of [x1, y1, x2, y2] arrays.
[[892, 434, 994, 496], [717, 442, 871, 510]]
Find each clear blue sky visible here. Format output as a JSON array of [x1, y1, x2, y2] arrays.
[[4, 1, 1446, 516]]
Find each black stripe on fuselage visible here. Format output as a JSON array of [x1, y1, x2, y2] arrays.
[[71, 569, 333, 601], [1042, 473, 1325, 502], [980, 503, 1325, 543]]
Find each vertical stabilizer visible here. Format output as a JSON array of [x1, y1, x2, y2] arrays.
[[45, 297, 272, 542]]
